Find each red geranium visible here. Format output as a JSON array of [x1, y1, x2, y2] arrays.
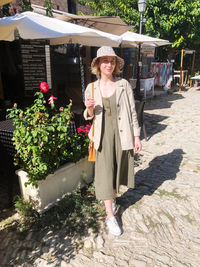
[[84, 124, 91, 133], [48, 95, 57, 105], [40, 82, 49, 93], [77, 124, 91, 135]]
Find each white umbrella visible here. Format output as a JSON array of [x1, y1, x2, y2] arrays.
[[191, 75, 200, 80], [57, 13, 132, 36], [121, 31, 171, 47], [0, 11, 122, 47]]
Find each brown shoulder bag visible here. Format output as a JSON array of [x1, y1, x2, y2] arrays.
[[88, 83, 96, 162]]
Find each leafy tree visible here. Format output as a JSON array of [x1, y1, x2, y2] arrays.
[[78, 0, 200, 50], [44, 0, 53, 17], [21, 0, 32, 12], [145, 0, 200, 49], [78, 0, 140, 29]]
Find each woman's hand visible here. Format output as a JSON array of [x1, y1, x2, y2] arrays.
[[134, 136, 142, 153], [85, 97, 95, 117]]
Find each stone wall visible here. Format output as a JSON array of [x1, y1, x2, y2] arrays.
[[76, 2, 92, 14], [31, 0, 68, 12], [31, 0, 92, 14]]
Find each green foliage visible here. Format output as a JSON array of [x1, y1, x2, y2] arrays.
[[78, 0, 200, 49], [1, 0, 32, 17], [44, 0, 53, 17], [13, 182, 105, 235], [14, 196, 39, 219], [145, 0, 200, 49], [7, 91, 89, 187], [1, 3, 10, 16], [78, 0, 139, 29], [21, 0, 32, 12]]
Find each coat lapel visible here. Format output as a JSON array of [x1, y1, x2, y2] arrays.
[[94, 80, 102, 106]]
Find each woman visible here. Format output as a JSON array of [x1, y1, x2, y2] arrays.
[[84, 46, 142, 236]]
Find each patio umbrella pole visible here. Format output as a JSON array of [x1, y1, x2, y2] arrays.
[[135, 44, 142, 101]]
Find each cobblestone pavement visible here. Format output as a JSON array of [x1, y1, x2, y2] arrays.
[[1, 88, 200, 267]]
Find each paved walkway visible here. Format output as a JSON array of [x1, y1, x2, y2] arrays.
[[1, 87, 200, 266]]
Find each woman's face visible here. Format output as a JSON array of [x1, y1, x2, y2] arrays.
[[98, 56, 116, 76]]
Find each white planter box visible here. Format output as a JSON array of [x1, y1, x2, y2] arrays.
[[16, 157, 94, 212]]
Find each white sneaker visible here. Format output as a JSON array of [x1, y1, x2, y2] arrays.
[[106, 216, 122, 236], [112, 199, 117, 214]]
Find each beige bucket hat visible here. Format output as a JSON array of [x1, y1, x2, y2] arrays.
[[91, 46, 124, 70]]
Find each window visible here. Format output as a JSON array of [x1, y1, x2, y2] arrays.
[[67, 0, 76, 14]]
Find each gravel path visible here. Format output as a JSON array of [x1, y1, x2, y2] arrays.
[[1, 87, 200, 267]]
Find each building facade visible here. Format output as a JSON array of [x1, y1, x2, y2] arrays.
[[31, 0, 91, 14]]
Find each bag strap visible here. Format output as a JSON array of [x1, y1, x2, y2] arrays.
[[92, 82, 94, 98], [91, 82, 95, 138]]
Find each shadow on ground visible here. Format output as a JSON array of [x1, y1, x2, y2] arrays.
[[0, 184, 104, 266], [0, 227, 78, 266], [139, 91, 184, 141], [144, 91, 184, 111], [141, 113, 168, 141], [117, 149, 185, 226]]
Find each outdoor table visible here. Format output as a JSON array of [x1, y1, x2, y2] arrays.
[[191, 75, 200, 87], [140, 77, 155, 98], [0, 119, 16, 207], [0, 119, 16, 157], [191, 75, 200, 80], [129, 77, 155, 99], [129, 78, 137, 89]]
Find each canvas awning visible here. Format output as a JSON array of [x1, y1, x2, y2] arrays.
[[0, 0, 12, 6], [57, 13, 132, 36], [0, 11, 122, 47], [191, 75, 200, 80], [121, 31, 171, 47]]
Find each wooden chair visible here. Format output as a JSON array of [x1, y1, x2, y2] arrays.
[[135, 101, 147, 141]]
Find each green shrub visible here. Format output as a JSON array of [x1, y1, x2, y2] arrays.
[[14, 196, 39, 219], [7, 82, 89, 187]]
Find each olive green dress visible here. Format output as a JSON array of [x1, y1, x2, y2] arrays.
[[94, 91, 135, 200]]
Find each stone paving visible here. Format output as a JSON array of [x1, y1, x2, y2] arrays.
[[1, 87, 200, 266]]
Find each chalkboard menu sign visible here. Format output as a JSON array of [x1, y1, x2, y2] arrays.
[[20, 40, 49, 97]]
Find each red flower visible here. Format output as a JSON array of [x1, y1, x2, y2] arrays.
[[40, 82, 49, 93], [48, 95, 57, 105], [85, 124, 91, 133], [77, 126, 85, 134], [77, 124, 91, 135]]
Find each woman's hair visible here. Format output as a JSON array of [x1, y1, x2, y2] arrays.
[[91, 57, 121, 76]]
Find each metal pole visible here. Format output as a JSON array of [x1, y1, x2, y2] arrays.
[[135, 44, 142, 101], [135, 13, 143, 101], [139, 13, 143, 34]]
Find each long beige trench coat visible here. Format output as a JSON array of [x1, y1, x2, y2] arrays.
[[83, 77, 140, 151]]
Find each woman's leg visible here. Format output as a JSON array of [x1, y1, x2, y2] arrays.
[[113, 189, 117, 199], [104, 188, 117, 218], [104, 198, 122, 236], [104, 199, 114, 218]]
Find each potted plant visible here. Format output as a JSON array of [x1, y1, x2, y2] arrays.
[[7, 82, 94, 212]]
